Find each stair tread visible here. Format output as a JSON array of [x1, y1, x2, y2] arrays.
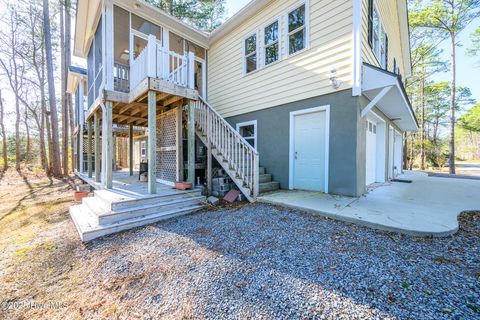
[[70, 203, 205, 241]]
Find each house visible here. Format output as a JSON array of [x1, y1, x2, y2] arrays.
[[68, 0, 417, 241]]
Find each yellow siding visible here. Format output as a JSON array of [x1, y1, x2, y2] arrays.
[[207, 0, 353, 118], [361, 0, 405, 75]]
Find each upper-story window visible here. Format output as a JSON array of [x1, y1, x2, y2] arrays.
[[87, 16, 103, 108], [244, 33, 257, 74], [264, 21, 279, 65], [287, 3, 306, 55], [369, 3, 388, 69]]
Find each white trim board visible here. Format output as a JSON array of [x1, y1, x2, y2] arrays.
[[288, 105, 330, 193]]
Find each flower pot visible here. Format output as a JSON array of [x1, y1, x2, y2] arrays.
[[174, 181, 192, 190], [74, 191, 90, 202]]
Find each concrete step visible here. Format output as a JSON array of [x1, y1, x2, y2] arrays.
[[259, 181, 280, 193], [69, 202, 205, 242], [259, 173, 272, 183], [94, 188, 203, 211]]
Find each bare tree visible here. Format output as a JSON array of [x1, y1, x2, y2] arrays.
[[65, 0, 74, 173], [59, 0, 68, 175], [0, 6, 24, 171], [42, 0, 62, 177], [0, 90, 7, 171]]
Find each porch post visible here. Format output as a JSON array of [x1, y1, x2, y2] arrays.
[[148, 90, 157, 194], [176, 106, 184, 181], [87, 120, 93, 178], [187, 102, 195, 185], [104, 101, 113, 189], [94, 111, 101, 183], [113, 132, 117, 172], [129, 124, 133, 176]]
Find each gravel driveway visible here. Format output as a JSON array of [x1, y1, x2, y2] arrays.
[[73, 203, 479, 319]]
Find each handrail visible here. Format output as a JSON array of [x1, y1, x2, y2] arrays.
[[193, 97, 259, 198]]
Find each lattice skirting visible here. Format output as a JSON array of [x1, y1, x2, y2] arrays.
[[156, 108, 180, 183]]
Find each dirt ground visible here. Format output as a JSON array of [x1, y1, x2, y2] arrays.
[[0, 168, 478, 319]]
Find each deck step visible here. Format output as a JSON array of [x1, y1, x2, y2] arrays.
[[70, 203, 204, 242], [94, 188, 203, 211]]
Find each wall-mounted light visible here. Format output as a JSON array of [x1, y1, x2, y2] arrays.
[[329, 67, 342, 89]]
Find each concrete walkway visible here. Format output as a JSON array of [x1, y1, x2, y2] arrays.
[[258, 171, 480, 236]]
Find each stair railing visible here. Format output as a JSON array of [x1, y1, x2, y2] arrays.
[[192, 97, 259, 199]]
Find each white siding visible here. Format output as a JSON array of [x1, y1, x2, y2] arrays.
[[208, 0, 353, 118]]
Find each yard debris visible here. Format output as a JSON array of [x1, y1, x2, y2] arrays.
[[223, 189, 240, 203], [207, 196, 219, 205]]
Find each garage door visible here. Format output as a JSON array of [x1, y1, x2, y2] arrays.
[[365, 120, 377, 185], [292, 109, 327, 192]]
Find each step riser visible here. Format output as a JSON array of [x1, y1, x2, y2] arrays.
[[80, 206, 204, 242], [94, 191, 203, 211], [98, 197, 206, 224], [259, 174, 272, 183], [259, 182, 280, 193]]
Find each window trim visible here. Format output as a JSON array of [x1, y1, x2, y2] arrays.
[[243, 32, 259, 75], [284, 0, 310, 58], [263, 18, 281, 67], [236, 120, 257, 150]]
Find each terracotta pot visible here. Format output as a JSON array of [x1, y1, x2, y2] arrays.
[[74, 191, 90, 202], [174, 181, 193, 190]]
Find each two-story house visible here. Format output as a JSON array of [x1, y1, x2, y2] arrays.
[[68, 0, 417, 241]]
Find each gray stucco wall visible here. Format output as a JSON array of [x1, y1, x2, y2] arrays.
[[225, 90, 365, 197]]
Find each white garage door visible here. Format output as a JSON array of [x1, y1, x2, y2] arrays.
[[292, 109, 327, 192], [365, 120, 377, 185]]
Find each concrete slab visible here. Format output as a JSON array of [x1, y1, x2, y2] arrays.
[[259, 171, 480, 236]]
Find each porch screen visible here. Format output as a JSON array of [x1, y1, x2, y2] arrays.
[[156, 108, 180, 183]]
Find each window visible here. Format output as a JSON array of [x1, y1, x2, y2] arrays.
[[244, 34, 257, 74], [287, 4, 306, 55], [264, 21, 279, 65], [370, 5, 388, 69], [236, 121, 257, 149]]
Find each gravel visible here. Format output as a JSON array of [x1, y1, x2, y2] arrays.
[[75, 203, 480, 320]]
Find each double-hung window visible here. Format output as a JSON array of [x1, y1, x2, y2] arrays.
[[236, 121, 257, 149], [370, 5, 388, 69], [244, 34, 257, 74], [287, 4, 306, 55], [264, 21, 279, 65]]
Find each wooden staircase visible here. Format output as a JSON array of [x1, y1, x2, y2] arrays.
[[192, 97, 261, 202]]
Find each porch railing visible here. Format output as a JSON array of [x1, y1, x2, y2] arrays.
[[130, 34, 194, 91], [114, 62, 130, 93]]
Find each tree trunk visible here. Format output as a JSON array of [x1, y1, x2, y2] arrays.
[[60, 0, 68, 176], [66, 0, 75, 174], [0, 90, 7, 171], [43, 0, 62, 177], [449, 31, 456, 174], [24, 109, 31, 163], [420, 67, 425, 170]]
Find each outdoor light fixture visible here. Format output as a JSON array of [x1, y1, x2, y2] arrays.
[[329, 67, 342, 89]]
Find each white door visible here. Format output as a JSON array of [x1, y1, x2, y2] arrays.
[[394, 132, 403, 176], [365, 120, 377, 185], [388, 127, 394, 179], [292, 110, 327, 192]]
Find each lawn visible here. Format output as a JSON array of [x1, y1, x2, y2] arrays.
[[0, 168, 479, 319]]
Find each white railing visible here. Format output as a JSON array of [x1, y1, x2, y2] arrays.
[[130, 34, 194, 91], [130, 45, 149, 89], [193, 97, 259, 199]]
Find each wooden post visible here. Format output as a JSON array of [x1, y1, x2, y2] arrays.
[[148, 90, 157, 194], [187, 102, 195, 185], [176, 106, 183, 181], [87, 120, 93, 178], [187, 52, 195, 89], [112, 133, 117, 171], [94, 112, 100, 183], [129, 124, 133, 176], [105, 102, 113, 189], [207, 141, 212, 194]]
